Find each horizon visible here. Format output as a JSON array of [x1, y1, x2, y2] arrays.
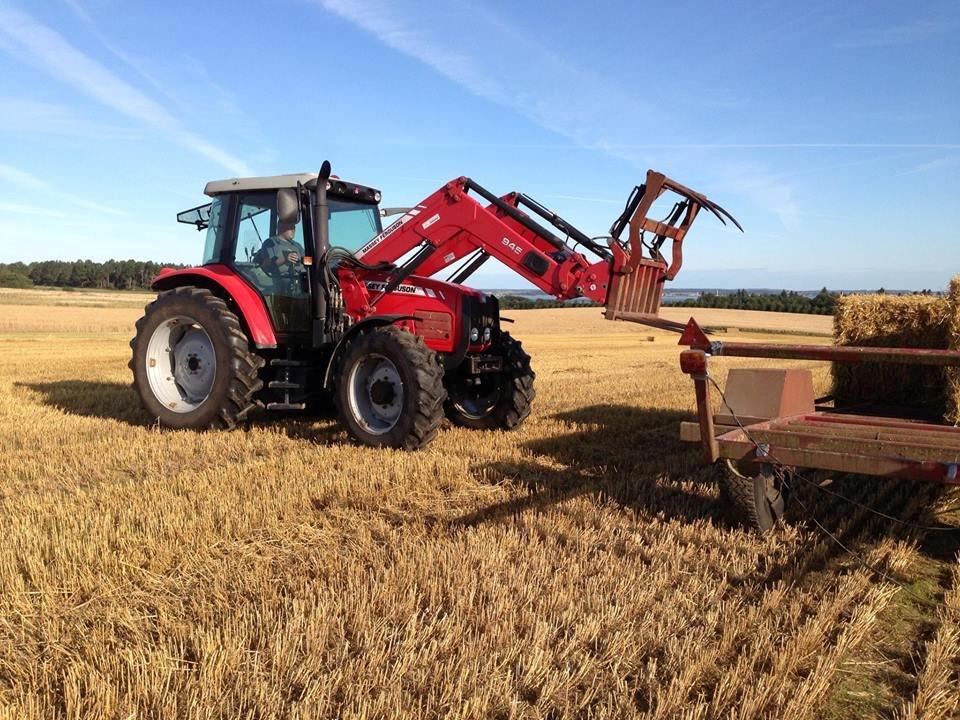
[[2, 257, 947, 295], [0, 1, 957, 290]]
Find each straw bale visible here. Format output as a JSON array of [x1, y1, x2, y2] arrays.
[[832, 292, 951, 416], [945, 277, 960, 424]]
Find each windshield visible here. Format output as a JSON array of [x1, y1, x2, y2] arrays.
[[329, 199, 381, 252]]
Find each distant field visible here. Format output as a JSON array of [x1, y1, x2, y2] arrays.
[[507, 305, 833, 337], [0, 288, 957, 718], [0, 288, 833, 336], [660, 306, 833, 335], [0, 286, 153, 307]]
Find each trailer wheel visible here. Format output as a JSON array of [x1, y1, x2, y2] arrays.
[[721, 463, 789, 532], [335, 326, 446, 450], [130, 286, 264, 430], [445, 332, 536, 431]]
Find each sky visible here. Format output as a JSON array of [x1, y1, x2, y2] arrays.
[[0, 0, 957, 290]]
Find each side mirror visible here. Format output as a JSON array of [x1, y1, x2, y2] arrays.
[[277, 188, 299, 224]]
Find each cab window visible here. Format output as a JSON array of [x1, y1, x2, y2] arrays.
[[231, 191, 310, 334], [201, 197, 228, 264], [329, 199, 381, 252]]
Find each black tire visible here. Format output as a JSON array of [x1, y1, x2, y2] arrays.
[[444, 332, 536, 431], [721, 462, 789, 532], [129, 286, 264, 430], [334, 326, 445, 450]]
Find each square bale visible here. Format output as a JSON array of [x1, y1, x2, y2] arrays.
[[946, 276, 960, 424], [832, 292, 951, 417]]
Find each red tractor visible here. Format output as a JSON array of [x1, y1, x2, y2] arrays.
[[131, 161, 737, 449]]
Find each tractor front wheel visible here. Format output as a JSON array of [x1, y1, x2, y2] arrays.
[[445, 332, 536, 431], [335, 326, 446, 450], [130, 286, 264, 429]]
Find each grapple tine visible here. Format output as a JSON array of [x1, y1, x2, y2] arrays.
[[705, 205, 728, 226], [658, 174, 744, 233], [702, 198, 743, 232]]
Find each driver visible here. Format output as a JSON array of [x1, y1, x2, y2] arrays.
[[256, 221, 304, 284]]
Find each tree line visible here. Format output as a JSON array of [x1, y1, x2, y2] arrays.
[[0, 260, 186, 291], [496, 289, 841, 314], [496, 295, 601, 310], [497, 289, 842, 314], [666, 288, 839, 315], [667, 288, 943, 314]]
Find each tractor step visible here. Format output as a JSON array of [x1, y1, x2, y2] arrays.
[[269, 358, 309, 367], [265, 401, 307, 411], [268, 380, 301, 390]]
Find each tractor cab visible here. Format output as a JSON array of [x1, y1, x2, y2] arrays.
[[177, 173, 383, 340]]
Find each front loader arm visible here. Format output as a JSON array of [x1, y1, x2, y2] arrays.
[[353, 177, 612, 308], [393, 189, 607, 285], [349, 170, 738, 322]]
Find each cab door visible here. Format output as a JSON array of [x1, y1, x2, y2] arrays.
[[230, 190, 311, 337]]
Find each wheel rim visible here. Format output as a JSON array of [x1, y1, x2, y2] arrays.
[[347, 353, 404, 435], [450, 375, 501, 420], [145, 315, 216, 413]]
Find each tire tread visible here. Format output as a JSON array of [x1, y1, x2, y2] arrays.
[[335, 326, 445, 450], [129, 286, 264, 430]]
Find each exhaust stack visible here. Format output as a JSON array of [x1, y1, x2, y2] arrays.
[[311, 160, 332, 345]]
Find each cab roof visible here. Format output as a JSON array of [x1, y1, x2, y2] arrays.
[[204, 172, 379, 199]]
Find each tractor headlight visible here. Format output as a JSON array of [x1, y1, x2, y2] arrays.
[[483, 327, 492, 342], [470, 327, 480, 343]]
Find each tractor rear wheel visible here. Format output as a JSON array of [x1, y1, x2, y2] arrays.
[[335, 326, 445, 450], [130, 286, 264, 429], [721, 462, 789, 532], [444, 332, 536, 431]]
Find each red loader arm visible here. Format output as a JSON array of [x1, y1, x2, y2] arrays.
[[347, 171, 739, 321], [353, 177, 612, 308]]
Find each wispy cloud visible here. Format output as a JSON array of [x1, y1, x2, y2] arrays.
[[65, 0, 258, 137], [837, 18, 952, 49], [898, 155, 960, 176], [717, 165, 801, 228], [316, 1, 809, 228], [0, 163, 47, 192], [594, 143, 960, 150], [61, 0, 186, 111], [0, 96, 140, 139], [0, 5, 253, 176], [317, 1, 503, 104], [0, 201, 69, 218], [316, 0, 643, 152], [0, 162, 125, 216]]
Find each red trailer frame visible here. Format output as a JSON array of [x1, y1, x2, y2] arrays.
[[676, 318, 960, 486]]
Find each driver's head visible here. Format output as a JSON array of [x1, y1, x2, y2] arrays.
[[277, 221, 296, 241]]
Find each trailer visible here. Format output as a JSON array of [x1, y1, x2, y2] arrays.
[[675, 318, 960, 530]]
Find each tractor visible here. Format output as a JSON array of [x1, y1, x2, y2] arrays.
[[131, 161, 737, 449]]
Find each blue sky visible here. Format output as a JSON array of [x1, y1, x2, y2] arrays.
[[0, 0, 957, 290]]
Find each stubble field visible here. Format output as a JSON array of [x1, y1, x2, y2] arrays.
[[0, 288, 957, 719]]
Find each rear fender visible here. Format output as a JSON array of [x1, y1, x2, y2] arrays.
[[151, 265, 277, 348], [322, 315, 417, 390]]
